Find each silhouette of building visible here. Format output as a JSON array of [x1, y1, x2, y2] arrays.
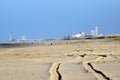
[[91, 26, 99, 36]]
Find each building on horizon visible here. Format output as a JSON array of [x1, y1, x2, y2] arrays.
[[8, 32, 16, 42], [64, 32, 86, 40], [91, 26, 99, 36], [71, 32, 86, 38], [21, 35, 27, 41]]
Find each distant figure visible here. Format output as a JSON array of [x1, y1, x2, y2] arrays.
[[50, 43, 53, 45]]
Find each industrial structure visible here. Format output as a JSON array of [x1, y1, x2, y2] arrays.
[[64, 32, 86, 40], [9, 32, 15, 42], [8, 32, 27, 42], [21, 35, 27, 41], [71, 32, 86, 38], [91, 26, 99, 36]]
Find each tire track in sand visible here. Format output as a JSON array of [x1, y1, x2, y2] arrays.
[[49, 56, 111, 80], [49, 62, 61, 80], [82, 56, 111, 80]]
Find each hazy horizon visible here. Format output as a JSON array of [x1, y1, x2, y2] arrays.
[[0, 0, 120, 41]]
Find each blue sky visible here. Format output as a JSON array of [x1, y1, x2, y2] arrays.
[[0, 0, 120, 41]]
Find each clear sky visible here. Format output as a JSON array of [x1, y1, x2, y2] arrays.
[[0, 0, 120, 41]]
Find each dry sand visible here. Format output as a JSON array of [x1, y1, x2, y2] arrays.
[[0, 41, 120, 80]]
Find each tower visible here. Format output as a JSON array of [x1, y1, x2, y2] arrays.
[[91, 26, 99, 36], [21, 35, 26, 41], [9, 32, 13, 41], [9, 35, 12, 41], [91, 30, 95, 36], [95, 26, 98, 36]]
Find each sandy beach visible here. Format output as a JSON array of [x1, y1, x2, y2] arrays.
[[0, 40, 120, 80]]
